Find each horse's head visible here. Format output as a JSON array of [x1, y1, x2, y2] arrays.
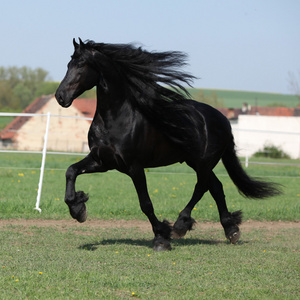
[[55, 38, 100, 108]]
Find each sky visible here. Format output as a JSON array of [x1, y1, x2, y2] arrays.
[[1, 0, 299, 94]]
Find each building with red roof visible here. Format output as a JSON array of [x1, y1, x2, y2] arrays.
[[0, 95, 96, 152]]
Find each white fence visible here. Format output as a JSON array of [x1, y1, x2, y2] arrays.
[[0, 112, 92, 212], [0, 112, 299, 213]]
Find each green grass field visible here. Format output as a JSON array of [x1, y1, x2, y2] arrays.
[[0, 153, 299, 221], [188, 88, 299, 108], [1, 220, 299, 299], [1, 153, 299, 299]]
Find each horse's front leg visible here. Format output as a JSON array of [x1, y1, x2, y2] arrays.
[[65, 153, 106, 222], [129, 166, 172, 251]]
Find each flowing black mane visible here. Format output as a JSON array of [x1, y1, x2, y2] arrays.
[[81, 41, 205, 152], [83, 40, 195, 98]]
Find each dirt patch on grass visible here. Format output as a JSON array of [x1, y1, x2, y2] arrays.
[[1, 218, 299, 233]]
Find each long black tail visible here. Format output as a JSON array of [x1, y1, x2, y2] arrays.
[[222, 138, 282, 199]]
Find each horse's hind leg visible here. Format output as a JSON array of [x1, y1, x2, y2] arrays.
[[173, 173, 209, 239], [65, 153, 105, 222], [129, 167, 172, 251], [209, 172, 242, 244]]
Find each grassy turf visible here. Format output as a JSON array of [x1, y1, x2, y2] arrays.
[[1, 153, 299, 299], [1, 221, 299, 299], [0, 153, 299, 222]]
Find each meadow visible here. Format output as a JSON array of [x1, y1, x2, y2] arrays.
[[188, 88, 299, 108], [0, 153, 299, 221], [0, 153, 300, 299]]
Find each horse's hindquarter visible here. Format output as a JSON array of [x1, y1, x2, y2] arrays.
[[190, 101, 233, 157]]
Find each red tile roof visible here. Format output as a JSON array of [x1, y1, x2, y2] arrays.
[[218, 106, 297, 119], [72, 98, 96, 119], [248, 107, 295, 116], [0, 95, 96, 140], [0, 95, 53, 140]]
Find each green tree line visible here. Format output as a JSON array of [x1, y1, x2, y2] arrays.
[[1, 65, 224, 112], [0, 66, 60, 111], [0, 66, 97, 111]]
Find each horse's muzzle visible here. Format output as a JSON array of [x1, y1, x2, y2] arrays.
[[55, 92, 72, 108]]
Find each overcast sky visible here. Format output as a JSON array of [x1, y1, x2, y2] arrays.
[[1, 0, 299, 94]]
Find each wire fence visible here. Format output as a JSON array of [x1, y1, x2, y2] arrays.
[[0, 111, 299, 212]]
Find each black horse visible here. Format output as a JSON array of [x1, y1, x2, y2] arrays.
[[55, 38, 280, 251]]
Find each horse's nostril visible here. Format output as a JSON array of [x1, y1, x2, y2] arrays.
[[55, 93, 63, 104]]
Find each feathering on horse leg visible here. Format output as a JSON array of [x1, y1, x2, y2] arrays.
[[129, 167, 172, 251], [65, 164, 89, 223], [65, 154, 104, 223], [208, 172, 242, 244], [173, 175, 208, 239]]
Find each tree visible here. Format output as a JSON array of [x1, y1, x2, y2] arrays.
[[0, 66, 50, 111], [0, 66, 95, 111], [288, 70, 300, 105], [34, 81, 60, 98], [0, 81, 15, 109]]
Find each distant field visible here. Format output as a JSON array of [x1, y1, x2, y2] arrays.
[[0, 116, 14, 130], [188, 88, 299, 108]]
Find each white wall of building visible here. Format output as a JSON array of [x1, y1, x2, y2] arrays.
[[231, 115, 300, 159], [6, 97, 91, 152]]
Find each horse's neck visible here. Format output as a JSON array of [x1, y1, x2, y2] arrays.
[[95, 87, 134, 123]]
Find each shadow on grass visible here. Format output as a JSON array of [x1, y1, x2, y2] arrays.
[[78, 238, 248, 251]]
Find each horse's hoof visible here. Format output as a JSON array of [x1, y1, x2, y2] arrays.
[[229, 231, 241, 244], [153, 237, 172, 251], [69, 203, 87, 223], [172, 229, 186, 239], [76, 205, 87, 223], [172, 215, 195, 239], [67, 191, 89, 223]]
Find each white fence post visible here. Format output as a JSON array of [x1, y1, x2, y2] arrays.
[[245, 152, 249, 168], [34, 112, 51, 213]]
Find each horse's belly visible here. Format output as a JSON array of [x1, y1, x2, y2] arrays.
[[140, 143, 184, 168]]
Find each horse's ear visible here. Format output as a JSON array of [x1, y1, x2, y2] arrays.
[[73, 38, 79, 49], [79, 38, 85, 47]]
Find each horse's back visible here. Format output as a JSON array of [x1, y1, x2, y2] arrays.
[[189, 100, 232, 136], [189, 100, 230, 129]]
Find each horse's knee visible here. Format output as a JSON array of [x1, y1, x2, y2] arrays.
[[66, 165, 77, 181]]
